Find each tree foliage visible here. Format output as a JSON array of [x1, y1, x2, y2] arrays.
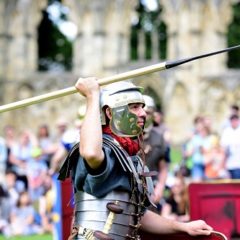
[[227, 3, 240, 69]]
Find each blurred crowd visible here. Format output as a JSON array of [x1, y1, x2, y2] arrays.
[[143, 101, 240, 222], [183, 104, 240, 181], [0, 118, 81, 238], [0, 103, 240, 237]]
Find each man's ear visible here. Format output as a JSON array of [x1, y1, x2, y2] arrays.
[[105, 107, 112, 120]]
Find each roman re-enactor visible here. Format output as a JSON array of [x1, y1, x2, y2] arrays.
[[58, 77, 212, 240]]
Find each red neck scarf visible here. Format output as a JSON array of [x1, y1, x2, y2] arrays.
[[102, 125, 140, 156]]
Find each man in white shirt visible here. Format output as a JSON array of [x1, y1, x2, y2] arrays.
[[220, 114, 240, 179]]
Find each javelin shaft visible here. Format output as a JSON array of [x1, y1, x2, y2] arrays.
[[0, 62, 166, 113], [0, 44, 239, 113]]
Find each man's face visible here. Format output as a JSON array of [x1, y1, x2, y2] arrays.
[[153, 112, 163, 125], [231, 118, 239, 129], [57, 124, 67, 134], [144, 107, 154, 129], [128, 103, 146, 128]]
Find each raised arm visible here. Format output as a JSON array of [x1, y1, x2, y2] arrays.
[[75, 77, 104, 169]]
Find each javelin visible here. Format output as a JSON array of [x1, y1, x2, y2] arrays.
[[0, 45, 239, 113]]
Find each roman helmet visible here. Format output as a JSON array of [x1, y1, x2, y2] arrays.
[[100, 81, 145, 137], [143, 95, 156, 129], [143, 95, 155, 112]]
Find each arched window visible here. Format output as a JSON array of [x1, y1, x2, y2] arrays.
[[227, 3, 240, 69], [37, 0, 76, 72], [158, 20, 167, 60]]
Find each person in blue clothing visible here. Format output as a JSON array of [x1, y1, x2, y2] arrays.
[[49, 118, 81, 175], [0, 136, 7, 183], [59, 77, 213, 240]]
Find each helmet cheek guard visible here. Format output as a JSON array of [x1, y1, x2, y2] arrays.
[[110, 105, 142, 137]]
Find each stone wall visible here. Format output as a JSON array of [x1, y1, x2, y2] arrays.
[[0, 0, 240, 144]]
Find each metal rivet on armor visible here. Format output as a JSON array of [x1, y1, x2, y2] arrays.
[[129, 118, 134, 122], [126, 234, 135, 239], [106, 202, 123, 214], [130, 212, 139, 217], [132, 130, 137, 134]]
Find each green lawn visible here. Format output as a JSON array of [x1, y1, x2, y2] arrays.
[[170, 146, 183, 170], [0, 234, 52, 240]]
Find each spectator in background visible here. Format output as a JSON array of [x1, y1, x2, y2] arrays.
[[143, 95, 157, 138], [9, 130, 37, 189], [4, 170, 23, 206], [221, 104, 239, 130], [221, 114, 240, 179], [26, 147, 48, 201], [187, 116, 205, 140], [38, 174, 55, 234], [3, 125, 16, 172], [153, 110, 171, 146], [204, 134, 229, 179], [231, 105, 239, 116], [0, 136, 7, 183], [184, 118, 211, 181], [153, 110, 172, 166], [54, 117, 79, 151], [4, 191, 43, 237], [161, 173, 190, 222], [0, 184, 9, 234], [49, 117, 81, 174], [0, 170, 25, 235], [37, 124, 57, 167], [143, 95, 169, 207]]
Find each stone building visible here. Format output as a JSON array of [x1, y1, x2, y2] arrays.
[[0, 0, 240, 144]]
